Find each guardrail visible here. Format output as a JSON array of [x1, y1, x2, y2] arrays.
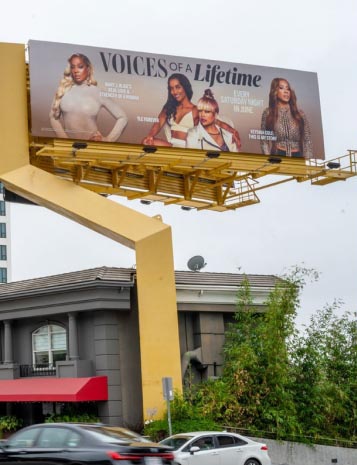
[[19, 364, 56, 377]]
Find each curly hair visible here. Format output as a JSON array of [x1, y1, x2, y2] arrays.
[[163, 73, 193, 122], [51, 53, 97, 119]]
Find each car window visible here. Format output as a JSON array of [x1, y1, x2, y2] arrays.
[[65, 431, 82, 447], [37, 427, 74, 448], [233, 436, 247, 446], [216, 435, 235, 448], [191, 436, 215, 450], [161, 436, 193, 450], [36, 427, 82, 448], [6, 428, 39, 448]]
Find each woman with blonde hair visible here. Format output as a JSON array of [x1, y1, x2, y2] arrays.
[[261, 78, 313, 158], [186, 89, 240, 152], [50, 53, 127, 142]]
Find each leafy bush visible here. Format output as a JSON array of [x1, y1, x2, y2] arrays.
[[144, 418, 220, 442], [45, 413, 99, 423], [144, 390, 220, 441], [0, 415, 23, 433]]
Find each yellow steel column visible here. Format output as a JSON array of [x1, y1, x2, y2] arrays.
[[136, 228, 182, 418], [0, 43, 182, 420], [0, 43, 29, 172]]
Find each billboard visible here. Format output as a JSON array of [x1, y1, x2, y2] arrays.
[[29, 40, 325, 159]]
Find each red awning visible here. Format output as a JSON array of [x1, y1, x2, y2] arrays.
[[0, 376, 108, 402]]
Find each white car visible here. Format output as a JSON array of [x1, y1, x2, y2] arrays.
[[160, 431, 271, 465]]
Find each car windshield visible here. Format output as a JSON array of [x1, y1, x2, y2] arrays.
[[160, 436, 193, 450], [81, 426, 140, 445], [99, 427, 150, 442]]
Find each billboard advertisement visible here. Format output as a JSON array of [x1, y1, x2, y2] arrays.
[[29, 40, 325, 159]]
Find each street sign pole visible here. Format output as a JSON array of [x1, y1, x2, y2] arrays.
[[162, 377, 174, 436]]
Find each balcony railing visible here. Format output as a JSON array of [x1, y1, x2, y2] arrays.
[[19, 364, 56, 377]]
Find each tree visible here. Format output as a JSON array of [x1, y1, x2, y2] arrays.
[[222, 273, 301, 436], [145, 267, 357, 444], [290, 303, 357, 440]]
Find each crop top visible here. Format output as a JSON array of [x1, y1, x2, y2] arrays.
[[168, 111, 195, 133]]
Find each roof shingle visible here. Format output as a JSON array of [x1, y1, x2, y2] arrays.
[[0, 267, 279, 298]]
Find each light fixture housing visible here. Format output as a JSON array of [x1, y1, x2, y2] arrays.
[[143, 146, 157, 154], [206, 151, 220, 159], [72, 142, 88, 150], [268, 156, 282, 164], [326, 161, 341, 169]]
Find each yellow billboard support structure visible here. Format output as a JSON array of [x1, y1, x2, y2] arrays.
[[1, 42, 356, 420], [0, 43, 182, 419]]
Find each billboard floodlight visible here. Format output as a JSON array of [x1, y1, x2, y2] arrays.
[[327, 161, 341, 169], [143, 146, 157, 154], [72, 142, 88, 156], [268, 156, 282, 164], [206, 151, 220, 159]]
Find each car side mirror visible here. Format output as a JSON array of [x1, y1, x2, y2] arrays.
[[190, 446, 200, 455]]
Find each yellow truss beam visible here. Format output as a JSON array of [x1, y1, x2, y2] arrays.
[[30, 139, 357, 212]]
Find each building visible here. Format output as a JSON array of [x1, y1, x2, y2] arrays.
[[0, 266, 278, 428], [0, 183, 11, 283]]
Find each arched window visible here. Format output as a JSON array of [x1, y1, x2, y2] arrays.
[[32, 324, 67, 367]]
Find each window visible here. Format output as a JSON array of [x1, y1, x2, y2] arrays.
[[0, 183, 3, 194], [216, 435, 235, 447], [37, 427, 81, 448], [7, 427, 39, 448], [0, 223, 6, 238], [233, 436, 247, 446], [0, 268, 7, 283], [32, 324, 67, 367], [192, 437, 215, 450], [0, 245, 7, 261], [0, 201, 5, 216]]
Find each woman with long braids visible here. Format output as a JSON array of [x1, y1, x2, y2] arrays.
[[49, 53, 127, 141], [260, 78, 313, 158], [142, 73, 241, 149]]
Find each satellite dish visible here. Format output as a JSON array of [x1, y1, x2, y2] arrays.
[[187, 256, 206, 272]]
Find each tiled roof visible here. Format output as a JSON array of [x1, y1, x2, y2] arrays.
[[0, 267, 135, 297], [0, 267, 278, 298], [175, 270, 279, 288]]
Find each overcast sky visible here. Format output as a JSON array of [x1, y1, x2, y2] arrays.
[[1, 0, 356, 327]]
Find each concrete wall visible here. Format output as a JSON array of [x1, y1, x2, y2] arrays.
[[251, 437, 357, 465]]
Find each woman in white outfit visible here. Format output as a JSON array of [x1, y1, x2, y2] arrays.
[[142, 73, 198, 148], [142, 74, 241, 149], [186, 89, 239, 152], [50, 53, 128, 142]]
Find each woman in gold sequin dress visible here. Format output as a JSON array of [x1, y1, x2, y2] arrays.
[[261, 78, 313, 158]]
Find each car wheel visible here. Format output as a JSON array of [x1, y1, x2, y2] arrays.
[[244, 459, 261, 465]]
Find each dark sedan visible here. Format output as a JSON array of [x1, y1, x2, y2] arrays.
[[0, 423, 174, 464]]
